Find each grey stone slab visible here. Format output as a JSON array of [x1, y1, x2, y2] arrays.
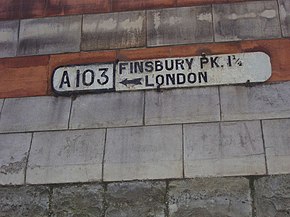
[[0, 96, 71, 133], [147, 6, 213, 47], [104, 125, 183, 181], [70, 92, 144, 129], [168, 178, 252, 217], [82, 11, 145, 50], [0, 186, 50, 217], [145, 87, 220, 125], [0, 20, 18, 58], [18, 15, 81, 56], [51, 184, 104, 217], [213, 1, 281, 42], [255, 175, 290, 217], [184, 121, 266, 178], [26, 129, 105, 184], [0, 98, 3, 115], [0, 133, 31, 185], [106, 181, 166, 217], [220, 82, 290, 121], [263, 119, 290, 174], [279, 0, 290, 37]]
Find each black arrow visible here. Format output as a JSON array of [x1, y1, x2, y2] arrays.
[[119, 78, 142, 87]]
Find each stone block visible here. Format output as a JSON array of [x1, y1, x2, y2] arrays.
[[145, 87, 220, 125], [26, 129, 105, 184], [0, 96, 71, 133], [82, 11, 146, 50], [18, 15, 81, 56], [213, 1, 281, 41], [0, 20, 18, 58], [168, 178, 252, 217], [254, 175, 290, 217], [263, 119, 290, 174], [220, 82, 290, 121], [0, 99, 3, 113], [106, 181, 166, 217], [279, 0, 290, 37], [70, 92, 144, 129], [147, 6, 213, 46], [0, 186, 50, 217], [104, 125, 183, 181], [0, 133, 31, 185], [184, 121, 266, 178], [51, 184, 104, 217]]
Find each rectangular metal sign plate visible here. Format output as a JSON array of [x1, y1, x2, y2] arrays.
[[52, 52, 271, 95], [115, 52, 271, 91]]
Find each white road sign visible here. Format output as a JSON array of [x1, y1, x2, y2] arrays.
[[115, 52, 271, 91], [52, 52, 271, 95]]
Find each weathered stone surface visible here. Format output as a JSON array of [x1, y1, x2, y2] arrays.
[[104, 125, 182, 181], [184, 121, 266, 178], [0, 20, 18, 58], [168, 178, 252, 217], [70, 92, 144, 129], [51, 184, 104, 217], [279, 0, 290, 37], [255, 175, 290, 217], [106, 181, 166, 217], [18, 15, 81, 56], [26, 129, 105, 184], [82, 11, 145, 50], [213, 1, 281, 41], [147, 6, 213, 46], [0, 186, 50, 217], [0, 96, 71, 133], [0, 133, 31, 185], [263, 119, 290, 174], [145, 87, 220, 125], [220, 82, 290, 121]]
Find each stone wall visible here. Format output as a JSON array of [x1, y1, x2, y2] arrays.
[[0, 0, 290, 216], [1, 176, 290, 216]]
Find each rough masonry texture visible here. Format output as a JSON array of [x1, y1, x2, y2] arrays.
[[51, 184, 104, 217], [168, 177, 252, 217], [255, 175, 290, 217], [0, 186, 50, 217]]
